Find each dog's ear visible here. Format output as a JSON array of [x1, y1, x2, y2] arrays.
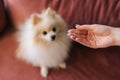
[[45, 7, 55, 17], [31, 14, 41, 25]]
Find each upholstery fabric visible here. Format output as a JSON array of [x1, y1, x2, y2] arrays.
[[0, 0, 6, 32], [5, 0, 120, 28], [1, 0, 120, 80], [0, 29, 120, 80]]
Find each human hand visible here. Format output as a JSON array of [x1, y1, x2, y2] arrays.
[[68, 24, 116, 48]]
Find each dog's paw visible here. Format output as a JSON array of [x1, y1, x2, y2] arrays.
[[16, 47, 23, 59], [41, 67, 48, 77], [16, 51, 22, 59], [59, 62, 66, 69]]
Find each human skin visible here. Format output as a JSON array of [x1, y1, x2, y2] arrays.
[[68, 24, 120, 48]]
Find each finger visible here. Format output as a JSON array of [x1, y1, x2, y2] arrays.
[[75, 25, 94, 31], [75, 38, 92, 48], [68, 33, 87, 40], [68, 29, 88, 35], [70, 33, 97, 48], [73, 30, 97, 48], [68, 31, 87, 39], [76, 38, 98, 48], [69, 35, 76, 40], [68, 31, 87, 37], [68, 32, 87, 41], [68, 29, 76, 33], [87, 31, 97, 48]]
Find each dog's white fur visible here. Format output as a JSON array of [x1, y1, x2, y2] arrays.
[[16, 8, 71, 77]]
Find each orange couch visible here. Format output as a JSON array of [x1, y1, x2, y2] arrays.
[[0, 0, 120, 80]]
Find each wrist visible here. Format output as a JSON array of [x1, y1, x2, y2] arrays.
[[112, 27, 120, 46]]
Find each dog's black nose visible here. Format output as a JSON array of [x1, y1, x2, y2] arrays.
[[51, 35, 56, 41]]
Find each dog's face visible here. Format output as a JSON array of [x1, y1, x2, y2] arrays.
[[31, 8, 67, 43], [36, 24, 57, 42]]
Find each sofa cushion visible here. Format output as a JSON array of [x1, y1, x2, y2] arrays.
[[0, 0, 6, 32], [5, 0, 120, 29], [0, 29, 120, 80]]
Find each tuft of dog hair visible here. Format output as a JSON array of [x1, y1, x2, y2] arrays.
[[16, 7, 71, 77]]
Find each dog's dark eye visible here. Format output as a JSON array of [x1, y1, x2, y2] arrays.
[[52, 27, 56, 32], [43, 31, 47, 35]]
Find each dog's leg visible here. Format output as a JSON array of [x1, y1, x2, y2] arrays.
[[59, 62, 66, 69], [41, 66, 48, 77]]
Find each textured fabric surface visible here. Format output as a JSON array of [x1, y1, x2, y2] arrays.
[[5, 0, 120, 28], [0, 0, 6, 32], [0, 29, 120, 80], [1, 0, 120, 80]]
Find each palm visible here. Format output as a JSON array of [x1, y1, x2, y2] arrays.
[[92, 33, 113, 48]]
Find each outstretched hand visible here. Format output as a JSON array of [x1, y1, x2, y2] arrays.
[[68, 24, 116, 48]]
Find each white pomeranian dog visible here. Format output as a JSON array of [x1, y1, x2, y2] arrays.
[[16, 8, 71, 77]]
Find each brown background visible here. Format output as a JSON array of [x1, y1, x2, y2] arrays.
[[5, 0, 120, 28], [0, 0, 6, 32]]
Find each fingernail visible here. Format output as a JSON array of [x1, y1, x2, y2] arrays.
[[75, 24, 80, 28], [76, 38, 79, 40], [68, 30, 73, 33], [71, 36, 75, 39], [67, 33, 70, 36]]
